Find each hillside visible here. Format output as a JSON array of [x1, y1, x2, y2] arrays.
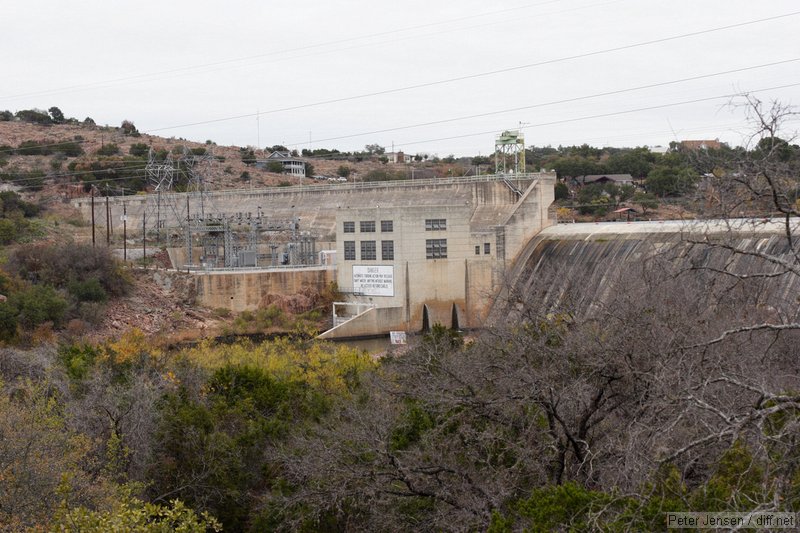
[[0, 118, 448, 200]]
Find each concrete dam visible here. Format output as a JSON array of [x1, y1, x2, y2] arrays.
[[72, 176, 798, 338], [491, 220, 800, 329], [73, 173, 557, 337]]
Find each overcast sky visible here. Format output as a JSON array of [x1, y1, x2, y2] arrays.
[[2, 0, 799, 156]]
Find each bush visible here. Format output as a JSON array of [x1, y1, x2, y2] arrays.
[[337, 165, 351, 178], [58, 342, 99, 380], [8, 242, 130, 298], [68, 278, 108, 303], [15, 109, 51, 124], [120, 120, 139, 136], [9, 284, 68, 329], [48, 106, 65, 124], [0, 303, 18, 341], [554, 181, 570, 200], [266, 161, 284, 173], [20, 170, 45, 192], [0, 219, 19, 245], [96, 143, 120, 156], [129, 143, 150, 157], [0, 191, 41, 218], [17, 140, 53, 156], [0, 110, 12, 121], [240, 148, 256, 166]]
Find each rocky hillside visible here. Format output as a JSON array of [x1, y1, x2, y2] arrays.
[[0, 115, 452, 202]]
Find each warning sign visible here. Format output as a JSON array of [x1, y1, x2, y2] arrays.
[[353, 265, 394, 297]]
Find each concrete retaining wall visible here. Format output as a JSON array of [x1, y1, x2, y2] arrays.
[[194, 266, 335, 312]]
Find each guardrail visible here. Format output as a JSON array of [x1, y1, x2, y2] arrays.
[[183, 264, 334, 273], [73, 173, 552, 204]]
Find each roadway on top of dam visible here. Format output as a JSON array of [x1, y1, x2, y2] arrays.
[[541, 218, 799, 239]]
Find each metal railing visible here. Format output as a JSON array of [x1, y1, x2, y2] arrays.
[[73, 173, 553, 204], [332, 301, 375, 327], [183, 264, 334, 273]]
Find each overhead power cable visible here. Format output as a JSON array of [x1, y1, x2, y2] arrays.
[[394, 82, 800, 148], [284, 58, 800, 146], [144, 11, 800, 134], [1, 0, 570, 101], [8, 55, 791, 159]]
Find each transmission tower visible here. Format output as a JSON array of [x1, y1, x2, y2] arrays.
[[144, 150, 182, 245]]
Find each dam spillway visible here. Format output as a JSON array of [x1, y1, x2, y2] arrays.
[[493, 219, 800, 325]]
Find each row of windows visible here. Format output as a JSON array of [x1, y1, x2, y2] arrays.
[[344, 240, 394, 261], [475, 243, 491, 255], [343, 239, 449, 260], [343, 220, 394, 233], [343, 219, 447, 233], [343, 239, 493, 260]]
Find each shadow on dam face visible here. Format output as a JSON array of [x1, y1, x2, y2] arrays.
[[491, 231, 800, 325]]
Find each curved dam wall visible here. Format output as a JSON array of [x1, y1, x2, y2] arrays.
[[491, 220, 800, 324]]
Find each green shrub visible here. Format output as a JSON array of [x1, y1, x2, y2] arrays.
[[0, 303, 18, 341], [96, 143, 120, 156], [68, 278, 108, 303], [58, 342, 99, 380], [120, 120, 139, 136], [8, 242, 130, 298], [15, 109, 51, 124], [0, 219, 18, 244], [554, 181, 570, 200], [129, 143, 150, 158], [266, 161, 284, 173], [9, 284, 68, 329], [17, 140, 53, 156]]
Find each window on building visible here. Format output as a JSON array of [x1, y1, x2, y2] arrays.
[[381, 240, 394, 260], [475, 245, 480, 255], [343, 221, 355, 233], [344, 241, 355, 261], [484, 243, 491, 255], [381, 220, 393, 232], [425, 218, 446, 231], [426, 239, 447, 259], [360, 221, 376, 233], [361, 240, 376, 260]]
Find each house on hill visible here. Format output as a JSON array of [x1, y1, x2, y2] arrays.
[[386, 151, 413, 164], [573, 174, 634, 186], [256, 151, 306, 177]]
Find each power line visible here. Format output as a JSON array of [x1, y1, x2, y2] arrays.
[[394, 82, 800, 149], [283, 58, 800, 146], [2, 163, 150, 185], [144, 11, 800, 134], [3, 58, 792, 160], [0, 0, 570, 101]]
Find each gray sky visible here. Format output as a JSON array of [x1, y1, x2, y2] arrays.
[[2, 0, 799, 156]]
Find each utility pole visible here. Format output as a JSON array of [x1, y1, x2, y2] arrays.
[[105, 195, 110, 244], [123, 202, 127, 262], [142, 210, 146, 269], [91, 188, 96, 247]]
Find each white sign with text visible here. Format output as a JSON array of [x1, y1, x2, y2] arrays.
[[353, 265, 394, 297]]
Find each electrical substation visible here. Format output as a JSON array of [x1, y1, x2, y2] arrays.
[[142, 147, 318, 270]]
